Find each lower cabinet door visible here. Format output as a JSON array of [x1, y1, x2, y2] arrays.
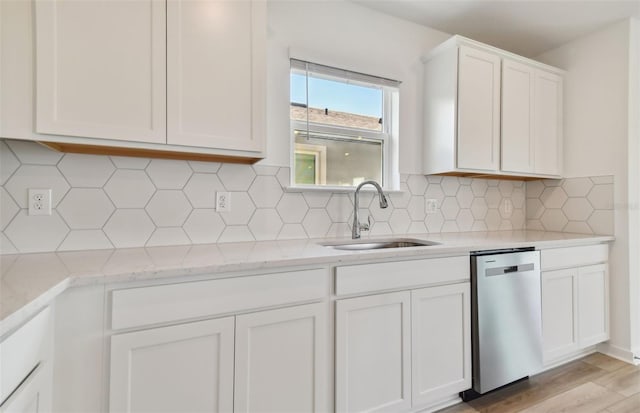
[[336, 291, 411, 413], [0, 364, 51, 413], [234, 303, 327, 413], [411, 283, 471, 407], [578, 264, 609, 347], [109, 317, 235, 413], [541, 269, 579, 363]]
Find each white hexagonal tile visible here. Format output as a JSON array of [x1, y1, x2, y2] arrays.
[[189, 161, 220, 173], [302, 191, 330, 208], [400, 173, 409, 183], [527, 219, 545, 231], [219, 192, 255, 225], [471, 198, 488, 219], [526, 180, 545, 198], [58, 230, 114, 251], [407, 221, 428, 234], [146, 191, 192, 227], [543, 179, 562, 187], [588, 184, 614, 210], [0, 187, 19, 230], [277, 193, 308, 223], [526, 198, 545, 219], [278, 224, 308, 240], [472, 221, 488, 231], [425, 184, 445, 204], [487, 179, 499, 187], [104, 210, 155, 248], [6, 140, 63, 165], [146, 228, 191, 247], [512, 209, 526, 229], [587, 210, 614, 235], [498, 181, 514, 196], [253, 165, 279, 175], [389, 183, 411, 208], [146, 159, 192, 189], [591, 176, 613, 185], [5, 165, 70, 208], [58, 189, 115, 229], [540, 209, 568, 231], [456, 209, 474, 231], [407, 175, 428, 195], [441, 177, 460, 196], [326, 194, 353, 223], [425, 211, 444, 233], [369, 202, 393, 222], [471, 179, 488, 196], [540, 186, 568, 208], [110, 156, 150, 169], [485, 209, 502, 230], [104, 170, 155, 208], [427, 175, 443, 184], [499, 220, 513, 231], [183, 209, 225, 243], [456, 185, 474, 208], [184, 173, 225, 208], [302, 209, 331, 238], [325, 223, 350, 238], [5, 211, 69, 253], [485, 187, 502, 209], [58, 154, 115, 187], [441, 197, 460, 220], [2, 237, 21, 258], [389, 209, 411, 234], [407, 196, 426, 221], [249, 209, 283, 241], [563, 222, 593, 235], [248, 176, 283, 208], [370, 222, 392, 236], [511, 188, 526, 209], [562, 178, 593, 197], [218, 226, 255, 243], [276, 167, 290, 187], [562, 198, 594, 221], [499, 201, 514, 219], [218, 164, 256, 191], [0, 141, 20, 184], [441, 220, 458, 233]]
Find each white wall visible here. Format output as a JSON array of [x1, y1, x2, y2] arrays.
[[538, 18, 638, 360], [263, 0, 450, 173]]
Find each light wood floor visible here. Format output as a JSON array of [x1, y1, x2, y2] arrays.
[[438, 353, 640, 413]]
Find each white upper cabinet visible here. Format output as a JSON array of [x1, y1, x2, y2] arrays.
[[423, 36, 564, 178], [457, 46, 501, 172], [167, 0, 265, 152], [35, 0, 166, 144]]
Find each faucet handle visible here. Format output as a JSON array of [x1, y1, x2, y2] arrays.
[[359, 216, 371, 232]]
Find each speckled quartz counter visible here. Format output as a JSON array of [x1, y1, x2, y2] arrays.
[[0, 230, 613, 336]]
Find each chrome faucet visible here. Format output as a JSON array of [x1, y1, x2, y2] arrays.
[[352, 180, 389, 239]]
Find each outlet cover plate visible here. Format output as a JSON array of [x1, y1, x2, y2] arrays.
[[28, 188, 52, 216]]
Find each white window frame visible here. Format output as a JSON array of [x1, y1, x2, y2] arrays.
[[289, 59, 400, 191]]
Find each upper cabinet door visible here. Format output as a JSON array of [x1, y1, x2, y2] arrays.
[[35, 0, 166, 143], [167, 0, 266, 152], [534, 70, 563, 176], [501, 59, 535, 174], [456, 45, 501, 172]]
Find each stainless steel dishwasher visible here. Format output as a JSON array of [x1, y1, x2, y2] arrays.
[[463, 248, 543, 400]]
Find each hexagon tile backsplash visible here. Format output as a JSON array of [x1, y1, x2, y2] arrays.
[[0, 140, 613, 254]]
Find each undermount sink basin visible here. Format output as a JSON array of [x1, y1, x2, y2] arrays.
[[320, 238, 440, 251]]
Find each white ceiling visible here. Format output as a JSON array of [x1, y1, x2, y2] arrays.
[[353, 0, 640, 57]]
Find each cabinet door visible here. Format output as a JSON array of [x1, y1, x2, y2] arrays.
[[533, 70, 563, 176], [167, 0, 266, 152], [501, 59, 535, 174], [336, 291, 411, 413], [109, 317, 234, 413], [541, 269, 579, 363], [457, 45, 501, 172], [35, 0, 166, 143], [234, 303, 327, 413], [411, 283, 471, 407], [578, 264, 609, 347], [0, 364, 51, 413]]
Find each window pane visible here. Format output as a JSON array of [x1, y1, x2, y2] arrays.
[[294, 131, 383, 187]]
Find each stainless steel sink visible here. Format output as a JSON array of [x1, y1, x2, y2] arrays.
[[320, 238, 440, 251]]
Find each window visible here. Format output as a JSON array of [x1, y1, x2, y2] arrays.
[[290, 59, 400, 189]]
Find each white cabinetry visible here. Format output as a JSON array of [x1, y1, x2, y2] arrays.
[[423, 35, 564, 179], [540, 245, 609, 365], [0, 365, 51, 413]]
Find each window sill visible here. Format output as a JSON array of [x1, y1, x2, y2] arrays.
[[285, 185, 404, 194]]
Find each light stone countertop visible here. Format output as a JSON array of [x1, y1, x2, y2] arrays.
[[0, 230, 614, 336]]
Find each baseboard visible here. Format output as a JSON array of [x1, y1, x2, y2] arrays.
[[535, 346, 598, 373], [597, 342, 639, 365], [413, 394, 461, 413]]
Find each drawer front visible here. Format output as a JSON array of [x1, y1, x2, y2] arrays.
[[0, 307, 51, 404], [335, 256, 469, 296], [111, 268, 327, 330], [541, 244, 608, 271]]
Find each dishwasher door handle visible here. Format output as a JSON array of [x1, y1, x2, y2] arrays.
[[485, 262, 535, 276]]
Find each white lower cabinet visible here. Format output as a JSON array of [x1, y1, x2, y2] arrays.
[[336, 283, 471, 413], [0, 365, 51, 413], [541, 256, 609, 364]]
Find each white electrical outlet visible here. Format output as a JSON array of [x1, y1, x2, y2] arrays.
[[216, 191, 230, 212], [28, 188, 52, 216], [502, 199, 513, 215], [425, 199, 439, 214]]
